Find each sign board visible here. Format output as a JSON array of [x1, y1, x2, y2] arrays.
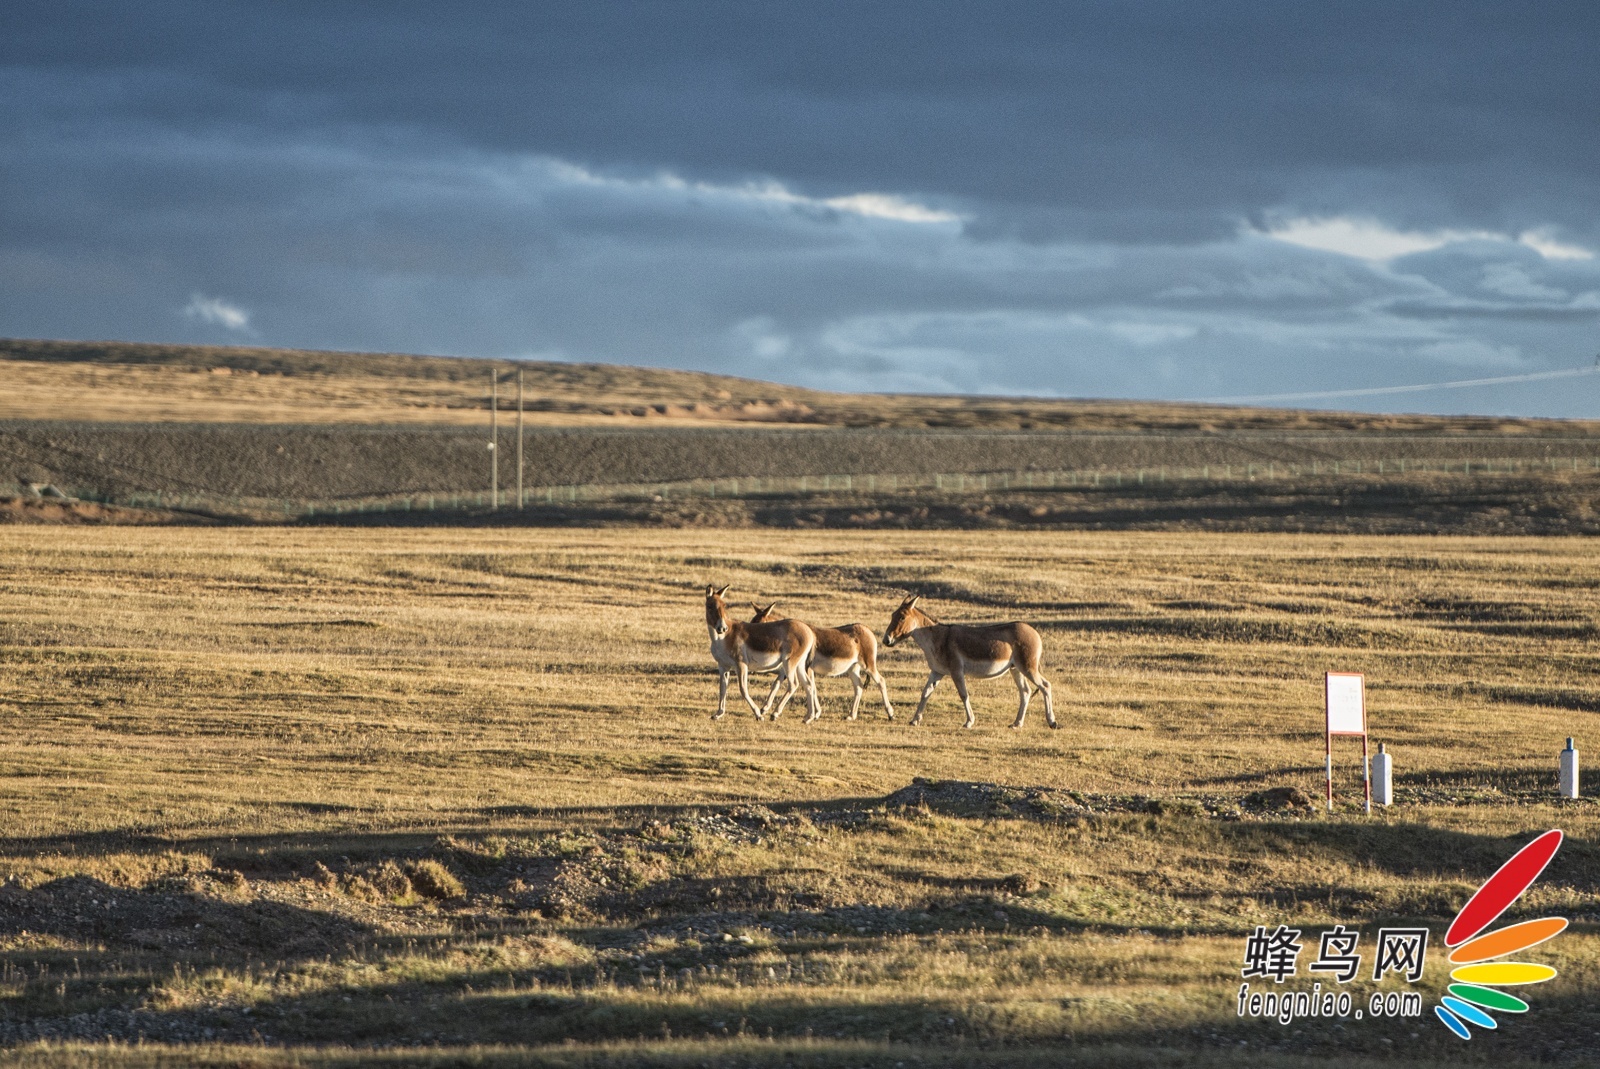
[[1324, 672, 1371, 814], [1325, 672, 1366, 735]]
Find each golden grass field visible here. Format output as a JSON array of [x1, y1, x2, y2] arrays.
[[1, 525, 1598, 1066], [9, 337, 1599, 436]]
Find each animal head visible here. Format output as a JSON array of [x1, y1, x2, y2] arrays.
[[883, 594, 923, 647], [750, 602, 780, 622], [703, 584, 732, 637]]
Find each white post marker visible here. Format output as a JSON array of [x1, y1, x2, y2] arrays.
[[1325, 672, 1370, 814], [1560, 737, 1580, 799], [1372, 743, 1392, 807]]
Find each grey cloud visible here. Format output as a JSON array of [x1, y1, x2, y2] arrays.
[[6, 2, 1600, 415]]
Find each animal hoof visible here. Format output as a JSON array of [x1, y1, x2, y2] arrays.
[[1048, 721, 1060, 730]]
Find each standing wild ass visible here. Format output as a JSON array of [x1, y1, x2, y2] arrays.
[[703, 585, 820, 721], [750, 603, 894, 722], [882, 595, 1056, 729]]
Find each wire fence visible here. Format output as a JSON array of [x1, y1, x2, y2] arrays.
[[22, 452, 1600, 519]]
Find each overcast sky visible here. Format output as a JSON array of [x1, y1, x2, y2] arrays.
[[5, 2, 1600, 414]]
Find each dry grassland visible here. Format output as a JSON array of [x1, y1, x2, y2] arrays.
[[9, 337, 1600, 437], [0, 526, 1598, 1067]]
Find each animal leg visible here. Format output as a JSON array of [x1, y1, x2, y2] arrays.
[[1010, 667, 1032, 729], [873, 670, 895, 720], [737, 662, 764, 718], [713, 669, 731, 720], [951, 670, 975, 729], [1026, 669, 1057, 729], [804, 665, 822, 723], [910, 671, 941, 726], [845, 664, 866, 720], [769, 670, 797, 720], [758, 674, 786, 717], [800, 668, 822, 724]]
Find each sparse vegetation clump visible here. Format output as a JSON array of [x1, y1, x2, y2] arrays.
[[405, 859, 466, 900]]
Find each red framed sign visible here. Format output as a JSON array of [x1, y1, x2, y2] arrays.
[[1325, 672, 1371, 813]]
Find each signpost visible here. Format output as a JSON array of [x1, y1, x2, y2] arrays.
[[516, 367, 525, 510], [1325, 671, 1370, 814], [490, 369, 499, 509]]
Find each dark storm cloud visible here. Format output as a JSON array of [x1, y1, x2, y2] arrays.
[[5, 2, 1600, 414]]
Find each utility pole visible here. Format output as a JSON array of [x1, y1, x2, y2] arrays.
[[490, 368, 499, 508], [516, 367, 525, 509]]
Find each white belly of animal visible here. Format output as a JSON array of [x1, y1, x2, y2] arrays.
[[744, 649, 785, 672], [961, 658, 1013, 679], [812, 655, 854, 678]]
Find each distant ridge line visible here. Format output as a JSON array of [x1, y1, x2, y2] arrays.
[[1204, 365, 1600, 404]]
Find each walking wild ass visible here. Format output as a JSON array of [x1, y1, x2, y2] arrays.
[[881, 595, 1056, 729], [703, 585, 819, 721], [749, 603, 894, 722]]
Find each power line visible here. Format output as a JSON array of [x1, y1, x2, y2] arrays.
[[1201, 364, 1600, 405]]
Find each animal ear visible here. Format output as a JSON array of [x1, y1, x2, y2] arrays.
[[717, 584, 732, 597], [907, 595, 921, 608]]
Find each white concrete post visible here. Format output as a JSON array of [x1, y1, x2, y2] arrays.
[[1372, 743, 1392, 807], [1560, 738, 1580, 799]]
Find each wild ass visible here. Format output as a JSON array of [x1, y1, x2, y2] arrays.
[[750, 603, 894, 722], [881, 595, 1056, 730], [703, 585, 820, 721]]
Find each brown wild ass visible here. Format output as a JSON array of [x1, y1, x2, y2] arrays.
[[703, 585, 820, 721], [882, 595, 1056, 730], [749, 603, 894, 722]]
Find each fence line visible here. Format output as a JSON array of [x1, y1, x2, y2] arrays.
[[28, 453, 1600, 519]]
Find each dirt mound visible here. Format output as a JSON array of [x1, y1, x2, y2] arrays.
[[1245, 786, 1317, 811], [882, 777, 1222, 820]]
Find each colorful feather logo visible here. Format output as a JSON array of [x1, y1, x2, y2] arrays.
[[1435, 829, 1565, 1040]]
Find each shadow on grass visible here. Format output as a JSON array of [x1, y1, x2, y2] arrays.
[[0, 874, 372, 966], [0, 798, 1595, 1055], [8, 942, 1596, 1063]]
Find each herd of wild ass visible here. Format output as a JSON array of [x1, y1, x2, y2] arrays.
[[703, 585, 1057, 730]]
